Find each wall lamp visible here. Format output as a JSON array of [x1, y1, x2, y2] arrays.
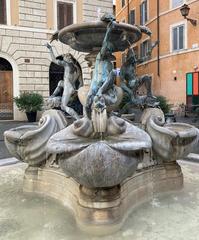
[[180, 4, 197, 26]]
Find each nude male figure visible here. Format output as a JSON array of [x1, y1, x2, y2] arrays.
[[85, 14, 117, 118], [120, 26, 158, 108], [46, 43, 83, 120]]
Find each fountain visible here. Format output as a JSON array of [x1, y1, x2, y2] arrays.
[[4, 14, 199, 236]]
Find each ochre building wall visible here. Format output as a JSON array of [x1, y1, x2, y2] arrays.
[[116, 0, 199, 105], [0, 0, 113, 120]]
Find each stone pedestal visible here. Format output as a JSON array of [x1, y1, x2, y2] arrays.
[[23, 162, 183, 235], [85, 51, 98, 80]]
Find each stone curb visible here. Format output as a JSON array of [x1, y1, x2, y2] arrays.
[[0, 158, 20, 167], [183, 153, 199, 163]]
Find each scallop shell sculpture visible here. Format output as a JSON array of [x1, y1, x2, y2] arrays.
[[4, 110, 68, 167], [46, 116, 152, 188], [146, 112, 199, 162]]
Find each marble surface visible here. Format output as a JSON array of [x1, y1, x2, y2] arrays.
[[58, 21, 142, 52], [46, 118, 152, 188], [1, 161, 198, 239]]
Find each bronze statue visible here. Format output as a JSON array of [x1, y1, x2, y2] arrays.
[[120, 39, 159, 109], [46, 43, 83, 119], [85, 14, 118, 118]]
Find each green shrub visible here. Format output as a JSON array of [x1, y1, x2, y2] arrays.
[[14, 92, 43, 112], [156, 95, 170, 114]]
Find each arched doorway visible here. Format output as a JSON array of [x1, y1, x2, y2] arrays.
[[0, 57, 13, 120], [49, 56, 64, 96], [49, 56, 83, 115]]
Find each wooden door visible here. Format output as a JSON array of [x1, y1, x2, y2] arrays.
[[0, 71, 13, 119]]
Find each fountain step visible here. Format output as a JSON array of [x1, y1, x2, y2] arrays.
[[23, 162, 183, 236], [0, 157, 19, 167], [184, 153, 199, 162]]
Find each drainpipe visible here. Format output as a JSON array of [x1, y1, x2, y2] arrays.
[[157, 0, 160, 76]]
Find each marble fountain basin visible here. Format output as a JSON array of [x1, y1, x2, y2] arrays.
[[1, 160, 199, 239], [4, 110, 68, 167], [58, 21, 142, 52], [46, 118, 152, 188], [21, 111, 193, 234], [146, 114, 199, 162], [3, 108, 199, 235]]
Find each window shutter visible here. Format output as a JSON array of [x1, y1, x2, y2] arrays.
[[133, 46, 138, 59], [140, 43, 143, 58], [143, 41, 147, 57], [66, 3, 73, 26], [173, 27, 178, 51], [140, 4, 143, 25], [121, 53, 126, 64], [144, 1, 147, 24], [122, 0, 125, 8], [129, 10, 135, 25], [148, 40, 151, 51], [57, 1, 73, 30], [179, 25, 184, 49], [0, 0, 7, 24], [57, 2, 64, 30], [147, 40, 152, 59], [140, 40, 150, 59]]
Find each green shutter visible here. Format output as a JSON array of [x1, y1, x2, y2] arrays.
[[186, 73, 193, 96]]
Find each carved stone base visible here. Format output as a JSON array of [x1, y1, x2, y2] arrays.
[[23, 162, 183, 235]]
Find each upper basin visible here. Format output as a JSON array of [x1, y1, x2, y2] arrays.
[[58, 21, 142, 52]]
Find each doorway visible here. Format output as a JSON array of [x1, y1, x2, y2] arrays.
[[0, 57, 13, 120], [49, 56, 83, 115]]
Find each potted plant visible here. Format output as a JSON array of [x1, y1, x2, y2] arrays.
[[156, 95, 171, 114], [156, 95, 176, 122], [14, 92, 43, 122]]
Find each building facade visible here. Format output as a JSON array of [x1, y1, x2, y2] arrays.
[[115, 0, 199, 108], [0, 0, 113, 120]]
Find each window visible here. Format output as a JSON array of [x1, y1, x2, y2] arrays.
[[172, 0, 184, 8], [121, 52, 126, 64], [140, 0, 148, 25], [113, 4, 116, 16], [113, 61, 116, 69], [133, 46, 138, 59], [57, 1, 73, 30], [140, 40, 151, 60], [0, 0, 7, 25], [129, 9, 135, 25], [121, 0, 125, 8], [172, 24, 185, 51]]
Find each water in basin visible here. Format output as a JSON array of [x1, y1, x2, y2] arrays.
[[0, 161, 199, 240]]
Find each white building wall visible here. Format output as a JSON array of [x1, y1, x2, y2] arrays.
[[82, 0, 113, 22], [19, 0, 47, 29], [0, 0, 113, 120]]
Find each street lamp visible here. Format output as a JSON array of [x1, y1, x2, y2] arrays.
[[180, 4, 197, 26]]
